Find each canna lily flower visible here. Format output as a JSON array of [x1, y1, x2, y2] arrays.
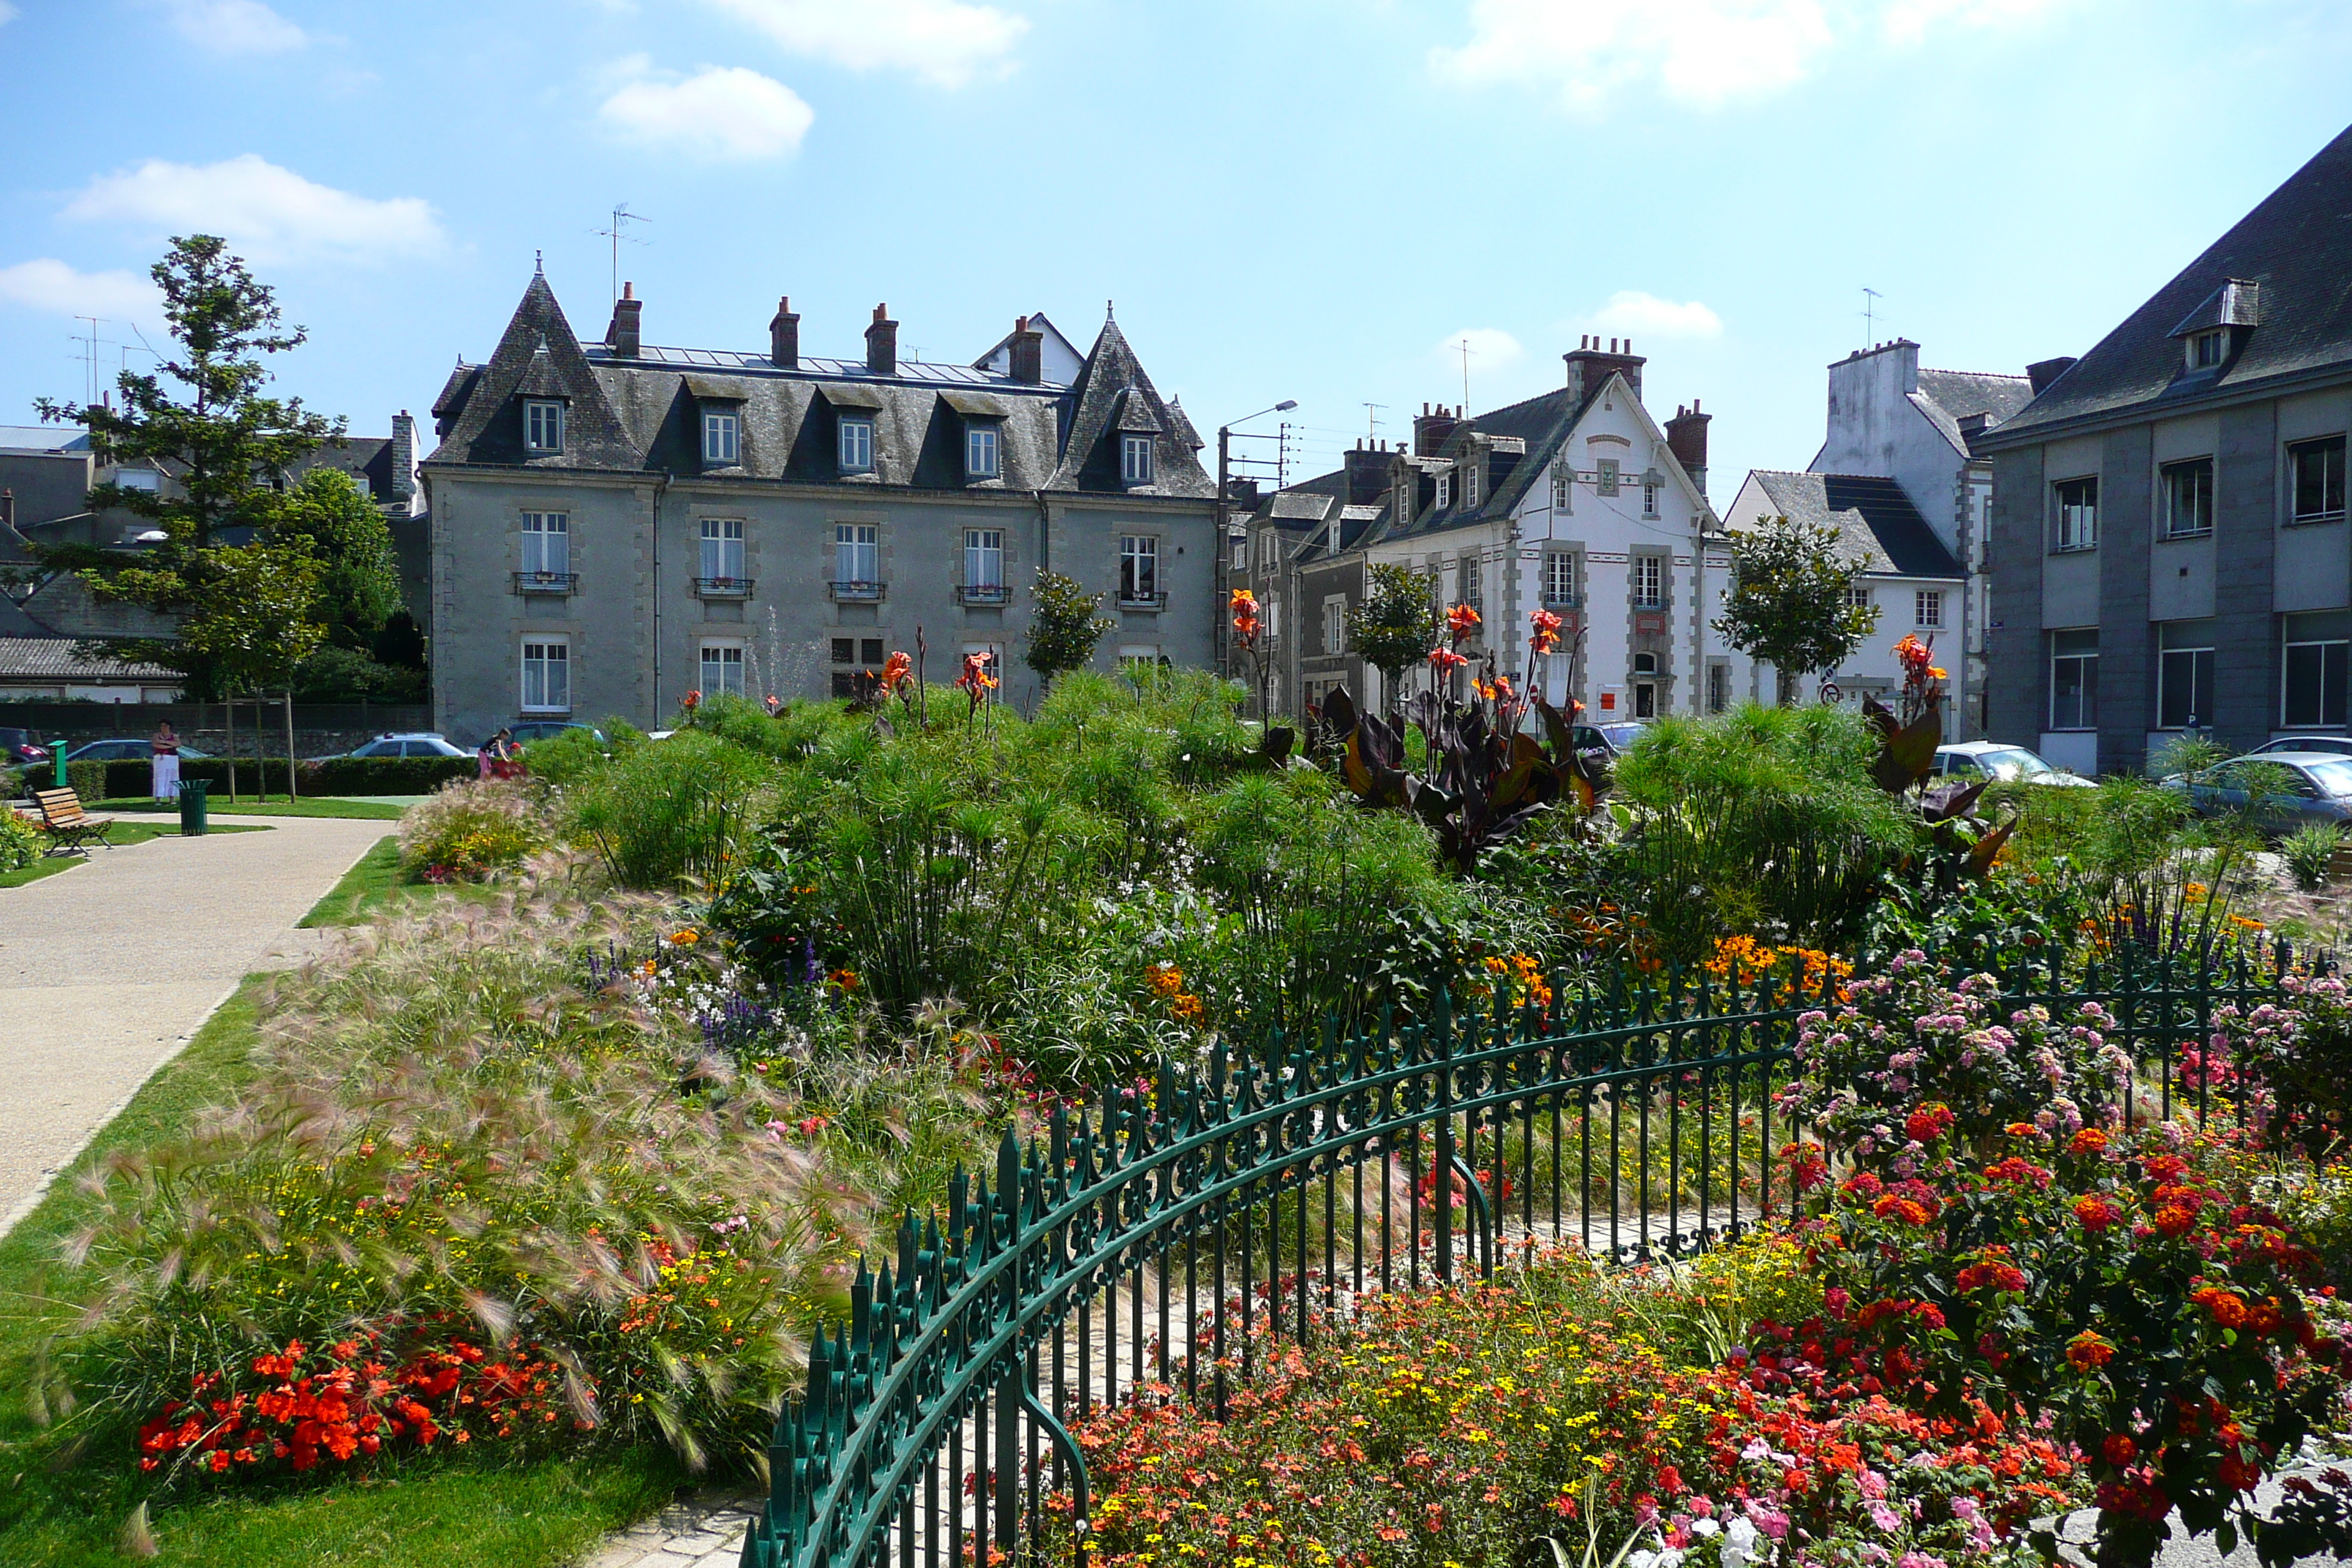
[[1529, 608, 1563, 653], [1429, 647, 1469, 673], [879, 650, 913, 691], [681, 689, 701, 710], [1446, 602, 1481, 640]]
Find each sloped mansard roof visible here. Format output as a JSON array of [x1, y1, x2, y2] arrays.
[[1744, 471, 1962, 579]]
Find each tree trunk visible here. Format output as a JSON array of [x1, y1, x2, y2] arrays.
[[1776, 667, 1798, 707]]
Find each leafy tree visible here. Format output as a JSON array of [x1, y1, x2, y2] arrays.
[[1024, 568, 1114, 687], [1712, 513, 1880, 705], [277, 467, 400, 649], [31, 235, 343, 698], [1345, 563, 1438, 708]]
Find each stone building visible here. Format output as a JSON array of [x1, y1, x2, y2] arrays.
[[421, 272, 1217, 745], [1981, 123, 2352, 774]]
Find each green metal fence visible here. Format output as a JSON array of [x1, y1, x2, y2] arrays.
[[739, 941, 2303, 1568]]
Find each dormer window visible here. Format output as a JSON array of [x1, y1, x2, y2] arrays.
[[2191, 330, 2225, 370], [1435, 473, 1452, 510], [524, 399, 565, 453], [1462, 462, 1480, 508], [966, 423, 1000, 480], [839, 415, 874, 474], [1121, 434, 1154, 485], [702, 408, 740, 465]]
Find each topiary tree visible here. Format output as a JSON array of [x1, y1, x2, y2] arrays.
[[1345, 562, 1438, 712], [1024, 568, 1113, 690], [1713, 513, 1880, 706]]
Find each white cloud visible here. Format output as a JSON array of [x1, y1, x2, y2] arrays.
[[598, 60, 815, 160], [1583, 290, 1724, 339], [704, 0, 1028, 87], [163, 0, 308, 55], [1432, 0, 2076, 111], [0, 259, 164, 324], [60, 155, 445, 266], [0, 3, 19, 25], [1433, 328, 1525, 396]]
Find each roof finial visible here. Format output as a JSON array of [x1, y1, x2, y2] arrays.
[[1106, 298, 1115, 321], [535, 249, 544, 276]]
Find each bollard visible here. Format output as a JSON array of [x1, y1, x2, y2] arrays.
[[180, 778, 210, 837], [51, 740, 64, 791]]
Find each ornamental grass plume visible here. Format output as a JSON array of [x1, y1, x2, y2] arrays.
[[45, 875, 870, 1483]]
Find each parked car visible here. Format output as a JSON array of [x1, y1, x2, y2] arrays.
[[2168, 750, 2352, 829], [1575, 722, 1647, 756], [1931, 741, 2097, 787], [0, 727, 51, 766], [312, 732, 470, 761], [65, 738, 214, 761], [505, 721, 607, 746], [2246, 736, 2352, 758]]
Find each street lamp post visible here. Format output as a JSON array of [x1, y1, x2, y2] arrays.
[[1215, 400, 1296, 707]]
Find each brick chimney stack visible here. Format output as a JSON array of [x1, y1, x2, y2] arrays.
[[1414, 402, 1460, 457], [769, 296, 800, 368], [1008, 315, 1044, 384], [606, 282, 641, 358], [865, 304, 898, 377], [1343, 442, 1389, 505], [1563, 335, 1646, 403], [1665, 399, 1711, 497], [389, 410, 416, 503]]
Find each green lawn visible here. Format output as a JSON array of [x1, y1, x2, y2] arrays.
[[91, 796, 416, 821], [0, 978, 686, 1567], [0, 822, 271, 889], [295, 835, 504, 927]]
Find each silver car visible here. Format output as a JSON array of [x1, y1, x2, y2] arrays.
[[2177, 751, 2352, 829], [1931, 742, 2096, 787], [2246, 735, 2352, 759]]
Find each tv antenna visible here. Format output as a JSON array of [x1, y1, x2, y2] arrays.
[[1455, 337, 1477, 410], [71, 316, 115, 407], [1861, 287, 1883, 344], [1362, 402, 1387, 442], [592, 203, 652, 306]]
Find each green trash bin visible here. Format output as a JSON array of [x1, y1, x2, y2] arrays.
[[180, 778, 210, 837]]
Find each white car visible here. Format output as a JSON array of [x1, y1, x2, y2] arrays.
[[1931, 742, 2095, 787], [320, 732, 471, 761]]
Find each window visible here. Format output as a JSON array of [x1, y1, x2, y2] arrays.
[[115, 468, 160, 492], [2157, 623, 2215, 731], [838, 416, 874, 473], [1462, 462, 1480, 509], [2291, 436, 2347, 522], [521, 639, 569, 712], [835, 523, 878, 587], [1120, 535, 1159, 601], [699, 643, 745, 697], [1118, 644, 1166, 671], [701, 518, 745, 582], [1543, 551, 1579, 607], [1642, 480, 1659, 517], [521, 511, 569, 576], [2053, 477, 2098, 551], [1707, 662, 1730, 715], [1121, 434, 1154, 485], [1632, 555, 1662, 608], [2285, 611, 2352, 728], [2049, 629, 2097, 731], [2161, 458, 2214, 537], [1915, 591, 1943, 628], [1232, 534, 1248, 570], [1323, 597, 1346, 655], [829, 636, 888, 699], [1844, 585, 1872, 614], [2191, 330, 2225, 370], [524, 399, 565, 453], [1551, 466, 1571, 513], [964, 528, 1003, 589], [702, 409, 739, 465], [1460, 553, 1482, 613], [1597, 459, 1620, 497], [966, 424, 1000, 480], [1435, 474, 1452, 510], [1632, 652, 1658, 719]]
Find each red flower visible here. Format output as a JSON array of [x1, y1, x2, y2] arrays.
[[1528, 608, 1563, 654], [1428, 647, 1469, 673], [2066, 1331, 2116, 1371], [1445, 603, 1481, 640], [681, 689, 701, 711], [2068, 1127, 2111, 1155], [2073, 1194, 2119, 1232], [1872, 1194, 1934, 1226], [2103, 1433, 2137, 1466], [1904, 1103, 1956, 1145]]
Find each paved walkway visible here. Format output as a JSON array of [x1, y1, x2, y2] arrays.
[[0, 817, 391, 1233]]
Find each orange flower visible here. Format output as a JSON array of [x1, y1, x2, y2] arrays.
[[2068, 1127, 2110, 1155], [878, 650, 913, 692], [2066, 1331, 2116, 1371], [682, 689, 702, 710], [1446, 602, 1481, 639], [1528, 607, 1563, 654], [1429, 647, 1469, 673]]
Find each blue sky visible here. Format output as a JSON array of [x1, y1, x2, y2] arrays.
[[1, 0, 2349, 504]]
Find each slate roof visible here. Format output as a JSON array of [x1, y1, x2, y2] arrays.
[[1744, 472, 1963, 579], [0, 426, 88, 454], [1986, 123, 2352, 442], [1915, 369, 2034, 431], [292, 437, 396, 502], [425, 277, 1213, 500], [0, 637, 176, 680]]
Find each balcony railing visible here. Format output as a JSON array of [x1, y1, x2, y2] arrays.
[[1117, 589, 1168, 611], [693, 576, 755, 599], [956, 583, 1010, 606], [1542, 592, 1585, 610], [829, 579, 887, 603], [511, 570, 578, 595]]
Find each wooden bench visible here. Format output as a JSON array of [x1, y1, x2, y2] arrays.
[[31, 788, 117, 855]]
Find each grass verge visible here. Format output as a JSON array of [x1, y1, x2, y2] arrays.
[[0, 977, 690, 1568], [295, 837, 504, 927], [90, 797, 415, 821]]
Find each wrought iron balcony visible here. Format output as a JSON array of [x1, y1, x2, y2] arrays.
[[1542, 591, 1586, 610], [956, 583, 1010, 606], [511, 570, 578, 595], [829, 579, 886, 603], [693, 576, 755, 599], [1117, 589, 1168, 611]]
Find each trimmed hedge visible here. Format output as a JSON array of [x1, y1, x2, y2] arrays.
[[24, 755, 475, 800]]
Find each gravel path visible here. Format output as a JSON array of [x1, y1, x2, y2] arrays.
[[0, 818, 391, 1235]]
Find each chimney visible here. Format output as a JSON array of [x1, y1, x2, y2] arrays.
[[769, 295, 800, 368], [606, 282, 641, 358], [1563, 334, 1646, 403], [1, 489, 12, 536], [389, 410, 416, 503], [1343, 444, 1388, 506], [1414, 402, 1461, 457], [2027, 355, 2078, 396], [1665, 400, 1710, 498], [866, 304, 898, 377], [1008, 314, 1044, 384]]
